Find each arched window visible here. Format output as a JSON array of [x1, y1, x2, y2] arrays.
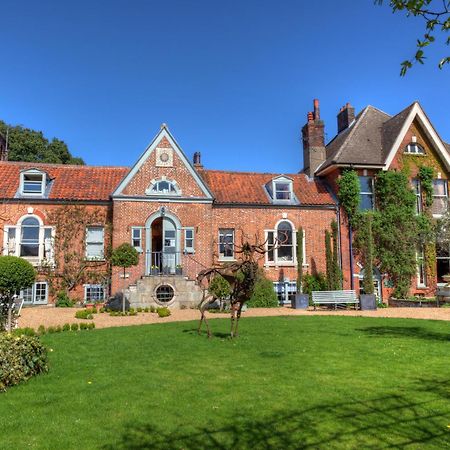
[[405, 142, 425, 155], [266, 220, 301, 265], [277, 221, 293, 261], [20, 217, 40, 257], [146, 179, 181, 196]]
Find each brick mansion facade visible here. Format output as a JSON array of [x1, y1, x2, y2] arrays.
[[1, 99, 449, 306]]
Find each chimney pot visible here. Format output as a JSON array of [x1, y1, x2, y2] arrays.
[[193, 151, 202, 168], [313, 98, 320, 120]]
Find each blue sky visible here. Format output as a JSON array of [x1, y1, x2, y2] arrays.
[[0, 0, 449, 173]]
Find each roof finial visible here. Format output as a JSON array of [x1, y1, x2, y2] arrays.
[[160, 123, 168, 130]]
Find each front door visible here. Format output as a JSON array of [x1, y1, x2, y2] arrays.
[[162, 218, 177, 274]]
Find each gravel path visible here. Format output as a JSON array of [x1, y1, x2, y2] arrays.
[[18, 305, 450, 330]]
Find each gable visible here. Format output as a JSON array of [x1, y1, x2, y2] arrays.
[[384, 102, 450, 172], [112, 126, 213, 202]]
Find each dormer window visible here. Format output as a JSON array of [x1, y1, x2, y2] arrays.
[[145, 178, 181, 196], [405, 137, 425, 155], [20, 170, 46, 196], [267, 176, 295, 204]]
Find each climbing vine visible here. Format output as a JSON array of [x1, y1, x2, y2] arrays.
[[325, 221, 342, 290], [337, 169, 360, 225], [418, 166, 434, 208]]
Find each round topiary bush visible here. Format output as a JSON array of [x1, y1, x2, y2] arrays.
[[247, 276, 279, 308]]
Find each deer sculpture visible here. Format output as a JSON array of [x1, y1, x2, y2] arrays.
[[196, 233, 287, 338]]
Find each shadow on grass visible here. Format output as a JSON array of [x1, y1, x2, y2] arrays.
[[356, 326, 450, 342], [104, 394, 449, 449], [182, 328, 232, 339]]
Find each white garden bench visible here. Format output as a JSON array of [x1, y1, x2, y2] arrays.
[[311, 290, 359, 310]]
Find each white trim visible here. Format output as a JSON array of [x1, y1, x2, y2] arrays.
[[112, 196, 213, 204], [19, 169, 47, 197], [112, 126, 214, 200], [84, 284, 106, 302], [85, 226, 105, 261], [183, 227, 195, 254], [131, 226, 143, 253], [384, 103, 450, 171]]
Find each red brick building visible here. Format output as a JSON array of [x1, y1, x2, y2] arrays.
[[1, 99, 448, 306]]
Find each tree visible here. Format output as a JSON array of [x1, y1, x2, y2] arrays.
[[0, 256, 35, 332], [376, 0, 450, 75], [0, 120, 84, 164], [111, 243, 139, 313]]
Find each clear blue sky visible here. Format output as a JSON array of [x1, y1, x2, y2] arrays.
[[1, 0, 449, 173]]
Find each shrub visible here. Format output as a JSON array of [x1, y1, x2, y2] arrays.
[[137, 307, 142, 312], [37, 325, 46, 335], [75, 310, 93, 320], [47, 326, 56, 334], [62, 323, 71, 332], [144, 307, 149, 313], [87, 322, 95, 330], [99, 307, 105, 313], [79, 322, 88, 330], [0, 334, 48, 391], [208, 274, 231, 300], [55, 292, 74, 308], [302, 273, 328, 296], [157, 307, 171, 317], [247, 276, 279, 308], [12, 327, 36, 337], [55, 326, 62, 333], [150, 306, 156, 313], [70, 323, 79, 331]]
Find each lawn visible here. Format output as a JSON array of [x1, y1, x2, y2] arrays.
[[0, 316, 449, 449]]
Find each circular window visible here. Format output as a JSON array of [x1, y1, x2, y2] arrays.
[[155, 285, 175, 304]]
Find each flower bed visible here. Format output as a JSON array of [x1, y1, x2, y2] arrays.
[[388, 297, 450, 308]]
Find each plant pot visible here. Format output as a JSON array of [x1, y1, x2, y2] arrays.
[[291, 293, 309, 309], [85, 303, 95, 309], [360, 294, 377, 310]]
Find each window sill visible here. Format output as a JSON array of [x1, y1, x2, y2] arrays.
[[218, 258, 236, 262], [264, 262, 309, 268], [85, 258, 106, 262]]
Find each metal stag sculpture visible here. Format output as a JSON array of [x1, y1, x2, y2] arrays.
[[196, 232, 286, 338]]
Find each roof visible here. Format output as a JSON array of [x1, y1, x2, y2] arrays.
[[198, 169, 335, 206], [0, 161, 129, 201]]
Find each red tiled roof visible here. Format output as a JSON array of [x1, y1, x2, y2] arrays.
[[199, 169, 335, 206], [0, 161, 129, 201]]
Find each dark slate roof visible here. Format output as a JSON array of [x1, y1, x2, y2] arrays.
[[317, 102, 418, 174]]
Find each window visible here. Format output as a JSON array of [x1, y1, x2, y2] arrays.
[[436, 243, 450, 284], [84, 284, 105, 302], [19, 282, 48, 305], [266, 221, 302, 265], [184, 227, 195, 253], [432, 179, 448, 216], [274, 182, 292, 201], [273, 281, 296, 305], [20, 171, 46, 195], [412, 179, 422, 214], [268, 177, 295, 204], [417, 247, 426, 287], [146, 179, 180, 196], [5, 226, 16, 255], [20, 217, 40, 257], [359, 176, 374, 210], [86, 226, 104, 260], [219, 229, 234, 259], [131, 227, 142, 251], [405, 142, 425, 155]]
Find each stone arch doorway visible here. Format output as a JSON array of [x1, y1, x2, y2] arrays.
[[145, 210, 181, 275]]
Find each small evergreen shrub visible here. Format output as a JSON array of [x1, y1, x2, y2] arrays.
[[55, 292, 74, 308], [55, 326, 62, 333], [87, 322, 95, 330], [70, 323, 79, 331], [0, 334, 48, 391], [247, 276, 279, 308], [47, 326, 56, 334], [75, 310, 94, 320], [157, 307, 171, 317], [144, 307, 149, 313], [79, 323, 88, 330], [12, 327, 36, 337], [137, 307, 142, 312], [62, 323, 71, 332], [302, 273, 328, 296], [37, 325, 46, 335]]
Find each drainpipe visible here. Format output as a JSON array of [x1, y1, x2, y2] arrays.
[[349, 225, 354, 290]]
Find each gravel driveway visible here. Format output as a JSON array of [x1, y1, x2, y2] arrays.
[[18, 305, 450, 330]]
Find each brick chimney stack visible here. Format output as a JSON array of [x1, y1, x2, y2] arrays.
[[193, 151, 203, 169], [337, 103, 355, 134], [302, 99, 325, 177]]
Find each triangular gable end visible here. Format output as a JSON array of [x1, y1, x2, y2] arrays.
[[384, 102, 450, 171], [112, 125, 214, 200]]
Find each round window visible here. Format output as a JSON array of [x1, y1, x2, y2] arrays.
[[156, 285, 175, 304]]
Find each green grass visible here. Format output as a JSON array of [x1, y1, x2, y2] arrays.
[[1, 316, 449, 449]]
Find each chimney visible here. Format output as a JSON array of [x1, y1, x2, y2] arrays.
[[337, 103, 355, 134], [193, 151, 202, 168], [301, 98, 325, 177]]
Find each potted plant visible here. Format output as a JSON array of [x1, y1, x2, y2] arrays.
[[175, 264, 183, 275], [292, 228, 309, 309], [151, 265, 160, 275]]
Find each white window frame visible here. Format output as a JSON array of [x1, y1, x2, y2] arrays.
[[3, 215, 54, 265], [218, 228, 235, 260], [145, 178, 181, 196], [432, 179, 448, 218], [269, 177, 294, 204], [20, 170, 46, 196], [416, 247, 427, 288], [265, 220, 306, 267], [85, 226, 105, 260], [359, 176, 374, 211], [412, 179, 422, 214], [20, 281, 48, 305], [404, 142, 425, 155], [183, 227, 195, 254], [131, 227, 143, 252], [84, 284, 106, 302]]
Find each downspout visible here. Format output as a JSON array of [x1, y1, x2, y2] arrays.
[[349, 225, 354, 290]]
